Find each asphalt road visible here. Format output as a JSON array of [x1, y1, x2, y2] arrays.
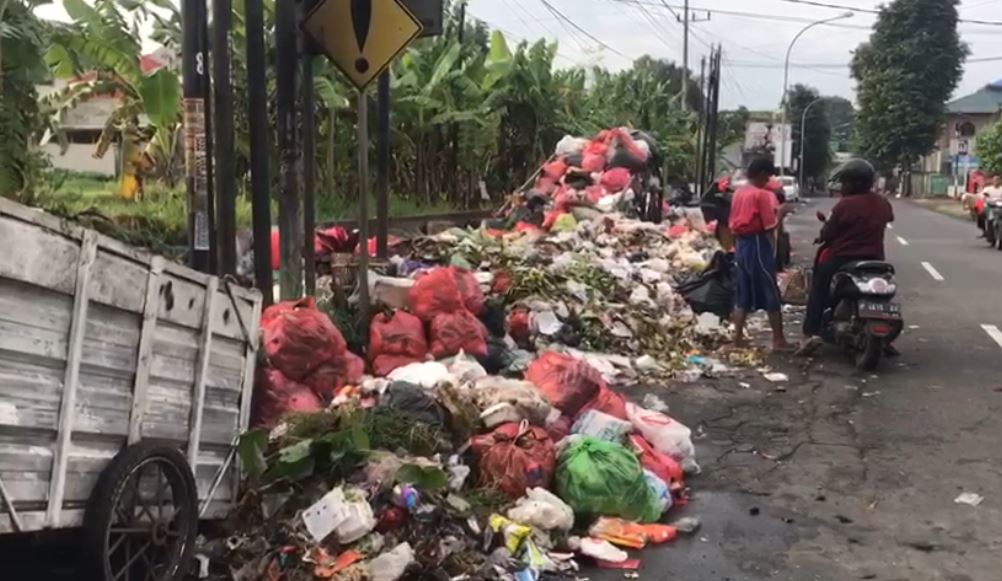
[[606, 197, 1002, 581]]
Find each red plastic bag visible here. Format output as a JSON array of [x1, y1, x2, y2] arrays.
[[470, 422, 556, 499], [300, 351, 367, 397], [609, 128, 648, 161], [629, 434, 684, 487], [509, 308, 532, 348], [668, 224, 689, 239], [371, 311, 428, 359], [542, 211, 565, 231], [543, 159, 569, 180], [585, 137, 609, 157], [581, 386, 628, 420], [601, 168, 632, 192], [545, 415, 572, 444], [585, 185, 606, 204], [252, 366, 323, 427], [535, 176, 558, 196], [452, 267, 485, 315], [261, 298, 347, 380], [408, 268, 463, 321], [582, 153, 606, 173], [429, 310, 488, 359], [525, 352, 606, 417]]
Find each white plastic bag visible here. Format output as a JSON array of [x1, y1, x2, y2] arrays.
[[571, 410, 633, 442], [555, 135, 588, 157], [369, 542, 414, 581], [387, 361, 453, 388], [579, 537, 628, 562], [643, 469, 672, 514], [506, 487, 574, 531], [626, 403, 695, 461], [473, 377, 553, 426], [335, 489, 376, 543], [301, 487, 350, 543], [446, 352, 488, 384]]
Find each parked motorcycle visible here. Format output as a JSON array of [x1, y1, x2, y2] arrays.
[[813, 213, 904, 371], [984, 197, 1002, 249]]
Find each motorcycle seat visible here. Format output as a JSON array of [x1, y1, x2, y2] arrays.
[[839, 260, 895, 275]]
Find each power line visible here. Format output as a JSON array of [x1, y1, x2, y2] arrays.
[[608, 0, 870, 29], [772, 0, 1002, 26], [537, 0, 634, 60], [627, 1, 683, 53]]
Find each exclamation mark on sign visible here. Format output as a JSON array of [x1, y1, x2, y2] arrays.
[[351, 0, 372, 73]]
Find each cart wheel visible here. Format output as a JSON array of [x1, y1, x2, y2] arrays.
[[82, 442, 198, 581]]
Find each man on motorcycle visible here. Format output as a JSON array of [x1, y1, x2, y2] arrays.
[[801, 159, 894, 351]]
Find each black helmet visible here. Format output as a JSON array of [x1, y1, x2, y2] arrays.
[[830, 159, 876, 191]]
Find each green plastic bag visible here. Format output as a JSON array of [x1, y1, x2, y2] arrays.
[[555, 436, 661, 523], [552, 213, 578, 233]]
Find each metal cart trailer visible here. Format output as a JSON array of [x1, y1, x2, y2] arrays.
[[0, 198, 262, 580]]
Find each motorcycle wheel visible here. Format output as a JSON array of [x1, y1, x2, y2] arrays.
[[855, 334, 883, 371], [987, 225, 997, 247]]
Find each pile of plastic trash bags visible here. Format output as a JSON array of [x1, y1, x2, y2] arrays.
[[207, 127, 764, 580]]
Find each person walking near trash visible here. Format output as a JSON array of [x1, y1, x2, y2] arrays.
[[728, 157, 792, 351]]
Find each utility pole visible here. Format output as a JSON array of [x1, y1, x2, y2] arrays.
[[682, 0, 689, 111], [676, 3, 710, 111]]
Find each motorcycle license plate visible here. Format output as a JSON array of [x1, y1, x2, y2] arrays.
[[859, 301, 902, 319]]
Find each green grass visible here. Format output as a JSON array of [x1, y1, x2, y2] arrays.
[[30, 171, 478, 251]]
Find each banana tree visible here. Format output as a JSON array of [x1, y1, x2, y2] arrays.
[[44, 0, 180, 199]]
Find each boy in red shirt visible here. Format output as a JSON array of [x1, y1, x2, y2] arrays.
[[728, 157, 792, 351]]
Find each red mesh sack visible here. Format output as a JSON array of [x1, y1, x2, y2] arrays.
[[525, 352, 606, 417], [580, 386, 628, 420], [582, 153, 606, 173], [470, 422, 556, 499], [252, 366, 323, 427], [300, 351, 367, 397], [408, 267, 464, 321], [629, 434, 684, 487], [429, 310, 488, 359], [261, 298, 347, 380], [585, 136, 609, 157], [452, 267, 485, 315], [601, 168, 632, 193], [371, 311, 428, 360], [543, 159, 569, 180]]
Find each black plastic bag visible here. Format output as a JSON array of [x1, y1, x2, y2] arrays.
[[677, 251, 734, 318], [476, 336, 516, 375], [384, 382, 446, 427], [479, 296, 508, 338]]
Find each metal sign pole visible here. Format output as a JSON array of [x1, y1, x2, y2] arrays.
[[357, 90, 371, 343], [182, 0, 210, 272], [245, 0, 273, 305], [376, 72, 390, 258]]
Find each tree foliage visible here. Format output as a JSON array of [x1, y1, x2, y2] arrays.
[[785, 84, 831, 181], [824, 96, 854, 152], [976, 120, 1002, 176], [851, 0, 967, 173], [1, 0, 49, 198]]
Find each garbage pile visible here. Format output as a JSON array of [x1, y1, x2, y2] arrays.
[[206, 127, 768, 580], [207, 306, 701, 580]]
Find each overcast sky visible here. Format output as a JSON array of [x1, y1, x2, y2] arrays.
[[36, 0, 1002, 111], [468, 0, 1002, 110]]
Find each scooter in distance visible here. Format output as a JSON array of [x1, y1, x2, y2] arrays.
[[984, 197, 1002, 249], [813, 212, 904, 371]]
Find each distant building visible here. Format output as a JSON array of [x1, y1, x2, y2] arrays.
[[742, 119, 792, 171], [922, 79, 1002, 177], [36, 49, 175, 176]]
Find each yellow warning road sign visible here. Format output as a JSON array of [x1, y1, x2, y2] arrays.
[[303, 0, 423, 90]]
